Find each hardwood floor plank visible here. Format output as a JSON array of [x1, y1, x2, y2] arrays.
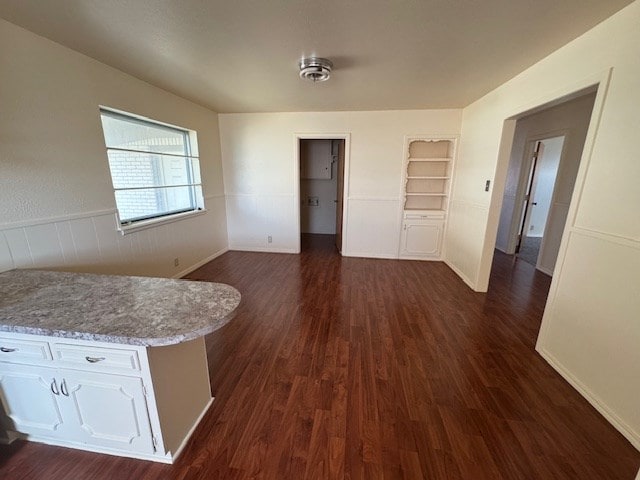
[[1, 233, 638, 479]]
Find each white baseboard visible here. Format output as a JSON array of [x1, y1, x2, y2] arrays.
[[228, 245, 298, 254], [444, 259, 479, 291], [170, 397, 215, 461], [173, 247, 229, 278], [6, 431, 173, 463], [1, 398, 216, 463], [0, 431, 17, 444], [397, 255, 442, 261], [538, 347, 640, 452], [536, 265, 554, 276], [344, 251, 398, 260]]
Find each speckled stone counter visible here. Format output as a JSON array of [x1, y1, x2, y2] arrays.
[[0, 269, 241, 346]]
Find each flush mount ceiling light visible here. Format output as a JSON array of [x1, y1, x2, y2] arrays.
[[299, 57, 333, 82]]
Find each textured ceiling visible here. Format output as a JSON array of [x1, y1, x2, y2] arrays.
[[0, 0, 633, 113]]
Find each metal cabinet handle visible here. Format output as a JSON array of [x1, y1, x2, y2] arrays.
[[85, 356, 106, 363], [51, 379, 60, 396], [60, 379, 69, 397], [0, 347, 17, 353]]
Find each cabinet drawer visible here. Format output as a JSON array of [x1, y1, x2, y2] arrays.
[[51, 344, 141, 373], [0, 337, 52, 364], [404, 212, 445, 220]]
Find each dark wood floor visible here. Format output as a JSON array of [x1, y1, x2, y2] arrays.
[[1, 234, 638, 479]]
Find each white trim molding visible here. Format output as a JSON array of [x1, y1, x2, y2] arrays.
[[538, 348, 640, 451], [173, 247, 229, 278], [0, 208, 117, 230], [294, 133, 352, 255]]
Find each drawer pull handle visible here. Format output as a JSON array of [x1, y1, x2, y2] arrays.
[[0, 347, 17, 353], [51, 379, 60, 396], [85, 356, 106, 363], [61, 379, 69, 397]]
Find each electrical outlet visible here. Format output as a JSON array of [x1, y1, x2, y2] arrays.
[[268, 236, 273, 243], [174, 258, 179, 267], [529, 225, 534, 231]]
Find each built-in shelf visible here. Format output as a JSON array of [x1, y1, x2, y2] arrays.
[[400, 137, 456, 261], [404, 208, 446, 213], [407, 176, 450, 180], [402, 138, 456, 214], [405, 193, 447, 196], [407, 157, 452, 162]]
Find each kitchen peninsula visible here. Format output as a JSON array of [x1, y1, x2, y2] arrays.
[[0, 269, 240, 463]]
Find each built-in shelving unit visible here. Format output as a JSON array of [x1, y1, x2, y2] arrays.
[[403, 139, 455, 211], [399, 136, 457, 260]]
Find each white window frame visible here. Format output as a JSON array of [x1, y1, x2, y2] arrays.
[[99, 108, 206, 235]]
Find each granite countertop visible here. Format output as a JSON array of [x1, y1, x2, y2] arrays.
[[0, 269, 241, 347]]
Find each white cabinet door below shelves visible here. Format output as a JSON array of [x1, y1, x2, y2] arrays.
[[401, 220, 443, 258], [0, 363, 68, 439], [62, 370, 155, 455]]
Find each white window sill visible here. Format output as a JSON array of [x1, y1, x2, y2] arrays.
[[117, 209, 207, 235]]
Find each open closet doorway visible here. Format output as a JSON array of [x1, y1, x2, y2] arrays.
[[297, 137, 346, 254], [494, 90, 597, 276]]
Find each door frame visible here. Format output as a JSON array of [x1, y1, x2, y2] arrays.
[[476, 68, 612, 291], [293, 133, 351, 254], [508, 130, 569, 255]]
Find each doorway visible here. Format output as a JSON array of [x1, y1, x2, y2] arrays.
[[297, 137, 346, 254], [493, 91, 597, 277], [515, 135, 565, 269]]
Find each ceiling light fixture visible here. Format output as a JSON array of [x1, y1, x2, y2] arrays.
[[299, 57, 333, 82]]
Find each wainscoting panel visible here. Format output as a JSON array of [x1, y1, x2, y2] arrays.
[[344, 197, 402, 259], [226, 193, 298, 253], [444, 199, 490, 289], [0, 195, 228, 278], [495, 193, 516, 253], [3, 228, 32, 268], [0, 233, 14, 272], [537, 229, 640, 449]]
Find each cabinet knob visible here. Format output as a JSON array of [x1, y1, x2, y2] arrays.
[[0, 347, 17, 353], [51, 379, 60, 396], [85, 356, 106, 363]]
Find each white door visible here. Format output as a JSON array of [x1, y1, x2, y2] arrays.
[[61, 370, 155, 455], [0, 363, 68, 439]]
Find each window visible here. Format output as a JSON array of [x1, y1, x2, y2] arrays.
[[99, 109, 204, 230]]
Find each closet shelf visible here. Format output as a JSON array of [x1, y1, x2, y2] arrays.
[[404, 208, 447, 212], [405, 193, 447, 197], [407, 157, 451, 162], [406, 176, 450, 179], [402, 137, 456, 236]]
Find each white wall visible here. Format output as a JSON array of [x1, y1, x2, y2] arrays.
[[300, 140, 338, 235], [0, 19, 228, 278], [219, 110, 461, 257], [446, 1, 640, 450]]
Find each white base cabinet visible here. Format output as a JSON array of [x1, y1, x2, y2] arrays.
[[62, 370, 156, 455], [0, 363, 68, 439], [399, 135, 456, 261], [399, 213, 445, 260], [0, 333, 213, 463]]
